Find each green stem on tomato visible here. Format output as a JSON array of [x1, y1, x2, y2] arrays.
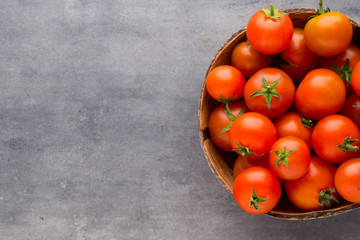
[[318, 188, 339, 207], [333, 136, 359, 153]]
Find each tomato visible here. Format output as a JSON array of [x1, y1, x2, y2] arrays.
[[231, 41, 271, 78], [233, 155, 269, 178], [339, 94, 360, 127], [295, 68, 346, 120], [351, 61, 360, 96], [279, 28, 320, 82], [246, 4, 293, 55], [206, 65, 246, 101], [285, 156, 339, 211], [335, 158, 360, 203], [304, 5, 352, 57], [269, 136, 310, 180], [233, 167, 281, 214], [208, 101, 246, 152], [244, 68, 295, 119], [312, 115, 360, 164], [229, 112, 277, 160], [274, 112, 314, 150]]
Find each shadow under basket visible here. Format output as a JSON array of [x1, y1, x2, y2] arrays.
[[198, 8, 360, 220]]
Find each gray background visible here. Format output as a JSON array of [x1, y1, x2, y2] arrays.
[[0, 0, 359, 239]]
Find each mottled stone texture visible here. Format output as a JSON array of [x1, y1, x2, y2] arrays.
[[0, 0, 359, 239]]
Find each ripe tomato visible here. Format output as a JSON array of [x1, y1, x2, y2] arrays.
[[351, 61, 360, 96], [312, 115, 360, 164], [335, 158, 360, 203], [244, 68, 295, 119], [304, 7, 352, 57], [246, 5, 293, 55], [231, 41, 271, 78], [280, 28, 320, 82], [295, 68, 346, 120], [269, 136, 310, 180], [233, 155, 269, 178], [233, 167, 281, 214], [274, 112, 314, 150], [229, 112, 277, 160], [208, 101, 246, 152], [206, 65, 246, 101], [339, 94, 360, 127], [285, 156, 339, 211]]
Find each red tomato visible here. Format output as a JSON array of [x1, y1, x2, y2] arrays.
[[312, 115, 360, 164], [233, 167, 281, 214], [229, 112, 277, 160], [244, 68, 295, 119], [231, 41, 271, 78], [351, 61, 360, 96], [304, 9, 352, 57], [285, 156, 339, 211], [274, 112, 314, 150], [233, 155, 269, 178], [335, 158, 360, 203], [295, 68, 346, 120], [280, 28, 320, 82], [269, 136, 310, 180], [208, 101, 246, 152], [246, 5, 293, 54], [206, 65, 246, 101], [339, 94, 360, 127]]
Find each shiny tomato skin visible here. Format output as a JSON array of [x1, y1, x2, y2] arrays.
[[274, 112, 313, 150], [208, 101, 246, 152], [206, 65, 246, 101], [246, 9, 293, 55], [312, 115, 360, 164], [231, 41, 271, 78], [244, 68, 295, 119], [282, 28, 320, 82], [295, 68, 346, 120], [233, 155, 269, 178], [339, 94, 360, 127], [269, 136, 311, 180], [285, 156, 339, 211], [229, 112, 277, 160], [233, 167, 281, 214], [335, 158, 360, 203], [351, 61, 360, 96], [304, 12, 353, 57]]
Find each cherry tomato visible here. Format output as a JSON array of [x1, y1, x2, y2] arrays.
[[335, 158, 360, 203], [312, 115, 360, 164], [295, 68, 346, 120], [233, 155, 269, 178], [233, 167, 281, 214], [246, 4, 293, 54], [274, 112, 314, 150], [244, 68, 295, 119], [269, 136, 310, 180], [231, 41, 271, 78], [285, 156, 339, 211], [280, 28, 320, 82], [351, 61, 360, 96], [229, 112, 277, 160], [208, 101, 246, 152], [339, 94, 360, 127], [304, 7, 352, 57], [206, 65, 246, 101]]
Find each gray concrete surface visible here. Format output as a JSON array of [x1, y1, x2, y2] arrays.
[[0, 0, 359, 239]]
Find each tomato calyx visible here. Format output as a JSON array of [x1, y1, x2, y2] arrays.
[[271, 51, 296, 70], [249, 188, 268, 210], [219, 102, 245, 136], [271, 146, 296, 168], [333, 136, 360, 153], [250, 73, 282, 110], [232, 141, 263, 158], [318, 188, 339, 207], [315, 0, 330, 16], [301, 116, 314, 129], [353, 105, 360, 110], [261, 4, 287, 21], [329, 58, 352, 84]]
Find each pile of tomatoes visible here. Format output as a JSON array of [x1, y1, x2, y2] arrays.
[[206, 1, 360, 214]]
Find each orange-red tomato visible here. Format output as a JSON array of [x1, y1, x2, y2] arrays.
[[233, 167, 281, 214], [231, 41, 271, 78], [233, 155, 269, 178], [295, 68, 346, 120], [335, 158, 360, 203], [285, 156, 339, 211], [351, 61, 360, 96], [339, 94, 360, 127]]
